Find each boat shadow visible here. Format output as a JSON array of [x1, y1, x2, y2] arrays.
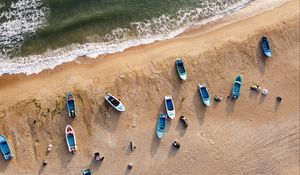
[[256, 41, 267, 75], [150, 127, 161, 157], [225, 96, 236, 116], [0, 156, 11, 173], [101, 101, 122, 133], [193, 88, 206, 126], [56, 133, 75, 169], [150, 102, 165, 157]]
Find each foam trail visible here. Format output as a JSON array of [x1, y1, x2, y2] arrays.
[[0, 0, 254, 75]]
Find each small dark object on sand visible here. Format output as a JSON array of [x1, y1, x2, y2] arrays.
[[127, 163, 133, 169], [276, 96, 282, 102], [180, 116, 189, 128], [130, 141, 136, 151], [214, 95, 222, 102], [172, 141, 181, 149], [42, 160, 48, 166], [94, 152, 104, 161]]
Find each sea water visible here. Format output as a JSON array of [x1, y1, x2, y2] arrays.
[[0, 0, 254, 75]]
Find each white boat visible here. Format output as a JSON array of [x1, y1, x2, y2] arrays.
[[199, 83, 211, 106], [65, 125, 77, 153], [164, 95, 175, 119], [104, 93, 125, 112]]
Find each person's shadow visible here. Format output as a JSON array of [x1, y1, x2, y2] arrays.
[[168, 146, 179, 157]]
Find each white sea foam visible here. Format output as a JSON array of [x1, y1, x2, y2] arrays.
[[0, 0, 254, 75]]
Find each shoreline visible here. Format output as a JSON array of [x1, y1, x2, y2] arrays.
[[0, 0, 299, 174], [0, 0, 297, 102], [0, 0, 289, 76]]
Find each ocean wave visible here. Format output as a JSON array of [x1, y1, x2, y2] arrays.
[[0, 0, 253, 75], [0, 0, 49, 54]]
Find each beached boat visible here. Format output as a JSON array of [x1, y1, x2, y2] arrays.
[[65, 125, 77, 153], [0, 134, 13, 160], [199, 83, 211, 106], [66, 92, 76, 118], [175, 59, 187, 80], [231, 75, 243, 99], [104, 93, 125, 112], [261, 36, 272, 57], [156, 113, 167, 139], [82, 169, 92, 175], [164, 95, 175, 119]]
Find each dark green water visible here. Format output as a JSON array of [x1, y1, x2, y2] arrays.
[[19, 0, 202, 55], [0, 0, 252, 74]]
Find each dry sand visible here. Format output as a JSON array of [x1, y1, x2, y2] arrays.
[[0, 0, 299, 174]]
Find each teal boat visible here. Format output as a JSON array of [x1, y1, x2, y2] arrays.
[[231, 75, 243, 99], [0, 134, 13, 160], [175, 59, 187, 80], [156, 113, 167, 139]]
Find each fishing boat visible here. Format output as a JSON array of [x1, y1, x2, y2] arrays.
[[164, 95, 175, 119], [199, 83, 211, 106], [0, 134, 13, 160], [261, 36, 272, 58], [175, 59, 187, 80], [66, 92, 76, 118], [104, 93, 125, 112], [156, 113, 167, 139], [231, 75, 243, 99], [65, 125, 77, 153]]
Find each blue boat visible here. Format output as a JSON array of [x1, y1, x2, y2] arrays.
[[66, 92, 76, 118], [261, 36, 272, 58], [199, 83, 211, 106], [0, 134, 13, 160], [175, 59, 187, 80], [82, 169, 92, 175], [65, 125, 77, 153], [231, 75, 243, 99], [156, 113, 167, 139]]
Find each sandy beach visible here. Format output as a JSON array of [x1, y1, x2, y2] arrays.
[[0, 0, 299, 174]]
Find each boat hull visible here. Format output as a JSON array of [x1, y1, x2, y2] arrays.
[[0, 134, 13, 160], [156, 114, 167, 138], [104, 93, 125, 112], [175, 59, 187, 80], [199, 84, 211, 106], [231, 75, 243, 99], [66, 92, 76, 118], [164, 96, 175, 119], [65, 125, 77, 153]]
